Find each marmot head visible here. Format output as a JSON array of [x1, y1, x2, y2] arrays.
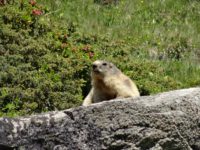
[[91, 60, 120, 79]]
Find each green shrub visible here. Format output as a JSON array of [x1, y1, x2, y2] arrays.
[[0, 1, 96, 117], [0, 0, 200, 117]]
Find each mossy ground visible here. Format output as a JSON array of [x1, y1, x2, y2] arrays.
[[0, 0, 200, 117]]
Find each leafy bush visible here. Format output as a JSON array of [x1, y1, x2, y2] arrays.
[[0, 1, 96, 116], [0, 0, 200, 117]]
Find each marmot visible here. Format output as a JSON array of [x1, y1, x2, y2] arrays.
[[82, 60, 140, 106]]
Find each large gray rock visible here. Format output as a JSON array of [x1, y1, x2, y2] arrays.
[[0, 88, 200, 150]]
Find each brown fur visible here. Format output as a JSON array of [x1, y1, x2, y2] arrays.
[[82, 60, 140, 106]]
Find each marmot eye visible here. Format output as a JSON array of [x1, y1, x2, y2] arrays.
[[102, 63, 107, 66], [93, 64, 97, 69]]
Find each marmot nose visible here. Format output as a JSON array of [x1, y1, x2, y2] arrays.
[[92, 64, 97, 70]]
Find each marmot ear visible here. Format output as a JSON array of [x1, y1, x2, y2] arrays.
[[109, 63, 113, 68]]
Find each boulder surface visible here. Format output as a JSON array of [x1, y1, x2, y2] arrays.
[[0, 88, 200, 150]]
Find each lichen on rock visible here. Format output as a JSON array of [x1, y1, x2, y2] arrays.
[[0, 88, 200, 149]]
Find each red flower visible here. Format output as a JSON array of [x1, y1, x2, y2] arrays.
[[29, 0, 36, 6], [0, 0, 6, 6], [32, 9, 43, 16], [61, 43, 68, 49], [89, 52, 94, 58], [82, 45, 91, 52]]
